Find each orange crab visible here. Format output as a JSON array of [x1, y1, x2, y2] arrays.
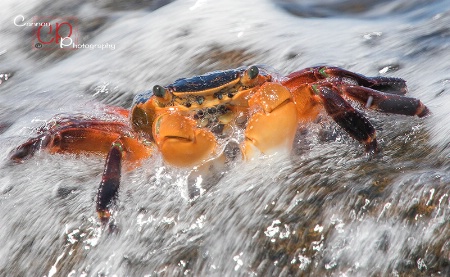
[[10, 65, 429, 224]]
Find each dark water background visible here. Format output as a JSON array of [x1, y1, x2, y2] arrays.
[[0, 0, 449, 276]]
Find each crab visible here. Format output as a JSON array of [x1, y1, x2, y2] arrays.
[[10, 65, 429, 224]]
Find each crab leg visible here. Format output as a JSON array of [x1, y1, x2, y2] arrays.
[[284, 66, 408, 95], [339, 85, 429, 117], [9, 115, 133, 162], [10, 134, 50, 162], [10, 126, 126, 162], [96, 140, 123, 224], [9, 115, 153, 224], [316, 85, 379, 153]]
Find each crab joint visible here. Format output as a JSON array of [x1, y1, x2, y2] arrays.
[[311, 84, 320, 95], [112, 141, 124, 152], [319, 67, 329, 78]]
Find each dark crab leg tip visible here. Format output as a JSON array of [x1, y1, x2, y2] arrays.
[[416, 103, 430, 118], [9, 135, 50, 162], [375, 97, 429, 117], [96, 141, 123, 224], [9, 148, 30, 163], [341, 85, 431, 117], [364, 138, 380, 154], [97, 210, 112, 225]]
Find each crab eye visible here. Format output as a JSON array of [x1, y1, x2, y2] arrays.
[[153, 85, 166, 98], [247, 66, 259, 79]]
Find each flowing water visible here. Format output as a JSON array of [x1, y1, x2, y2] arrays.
[[0, 0, 449, 276]]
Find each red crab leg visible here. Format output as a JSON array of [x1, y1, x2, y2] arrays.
[[339, 85, 429, 117], [316, 85, 379, 153], [10, 119, 133, 162], [284, 66, 429, 118], [10, 115, 152, 224], [284, 66, 408, 95], [10, 127, 126, 162]]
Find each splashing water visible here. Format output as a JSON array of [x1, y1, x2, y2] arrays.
[[0, 0, 449, 276]]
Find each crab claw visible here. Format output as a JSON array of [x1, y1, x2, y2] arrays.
[[243, 82, 298, 158], [153, 113, 218, 167]]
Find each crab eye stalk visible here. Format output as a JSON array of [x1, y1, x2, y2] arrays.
[[247, 66, 259, 79], [153, 85, 166, 98], [241, 65, 261, 87]]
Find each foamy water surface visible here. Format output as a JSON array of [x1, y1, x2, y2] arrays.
[[0, 0, 449, 276]]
